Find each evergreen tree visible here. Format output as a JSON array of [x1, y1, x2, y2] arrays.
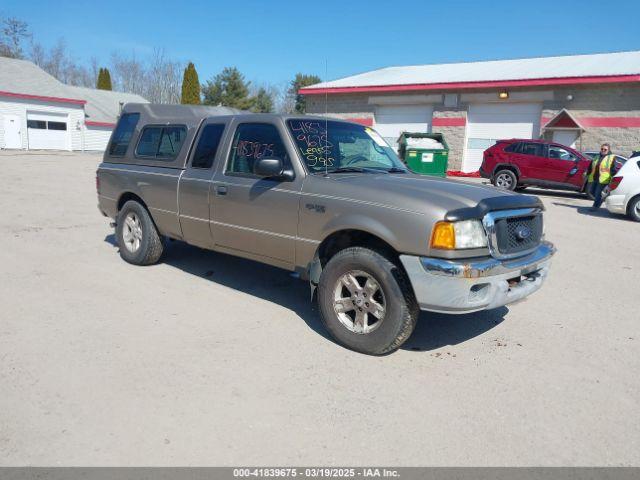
[[102, 68, 112, 90], [181, 62, 201, 104], [251, 87, 274, 113], [97, 67, 112, 90], [96, 68, 104, 89], [202, 67, 253, 110], [288, 73, 321, 113]]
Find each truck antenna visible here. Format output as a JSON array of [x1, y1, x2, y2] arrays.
[[325, 58, 329, 177]]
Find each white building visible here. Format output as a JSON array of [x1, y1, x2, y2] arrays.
[[0, 56, 147, 152]]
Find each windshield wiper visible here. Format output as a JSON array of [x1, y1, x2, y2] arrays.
[[324, 167, 383, 174], [386, 167, 408, 173]]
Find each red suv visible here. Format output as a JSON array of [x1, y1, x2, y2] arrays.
[[480, 139, 591, 195]]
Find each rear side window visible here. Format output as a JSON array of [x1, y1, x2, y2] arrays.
[[136, 125, 187, 160], [192, 124, 226, 169], [109, 113, 140, 156], [504, 142, 521, 153], [520, 142, 543, 156]]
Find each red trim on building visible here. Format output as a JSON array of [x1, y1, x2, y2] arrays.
[[300, 74, 640, 95], [0, 90, 86, 105], [542, 116, 640, 128], [432, 117, 466, 127], [579, 117, 640, 127], [345, 117, 374, 126], [85, 120, 116, 127]]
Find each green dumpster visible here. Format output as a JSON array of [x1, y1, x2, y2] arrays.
[[398, 132, 449, 177]]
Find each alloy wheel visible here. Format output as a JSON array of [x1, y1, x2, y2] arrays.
[[122, 212, 143, 253], [333, 270, 386, 334]]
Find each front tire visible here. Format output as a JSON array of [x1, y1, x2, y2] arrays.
[[493, 169, 518, 191], [116, 200, 164, 265], [317, 247, 419, 355], [628, 196, 640, 222]]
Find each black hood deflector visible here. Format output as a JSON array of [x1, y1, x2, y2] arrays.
[[445, 194, 544, 221]]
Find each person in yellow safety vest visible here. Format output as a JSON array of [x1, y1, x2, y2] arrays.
[[586, 143, 618, 211]]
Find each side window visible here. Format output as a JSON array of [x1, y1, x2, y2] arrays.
[[226, 123, 289, 176], [520, 142, 543, 156], [109, 113, 140, 156], [136, 125, 187, 160], [548, 145, 577, 161], [192, 124, 226, 169], [504, 142, 521, 153]]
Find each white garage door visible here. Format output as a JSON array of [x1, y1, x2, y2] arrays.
[[27, 112, 70, 150], [375, 105, 432, 151], [462, 103, 541, 172]]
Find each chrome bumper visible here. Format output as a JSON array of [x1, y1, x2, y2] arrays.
[[399, 241, 556, 314]]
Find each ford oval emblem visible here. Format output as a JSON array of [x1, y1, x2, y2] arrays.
[[515, 226, 532, 241]]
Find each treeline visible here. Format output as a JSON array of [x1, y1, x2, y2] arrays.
[[0, 15, 320, 112]]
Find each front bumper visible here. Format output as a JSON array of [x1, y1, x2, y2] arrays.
[[605, 194, 626, 214], [400, 241, 556, 314]]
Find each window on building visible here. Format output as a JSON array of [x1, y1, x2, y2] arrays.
[[109, 113, 140, 156], [27, 120, 46, 129], [47, 121, 67, 131], [191, 124, 226, 169], [226, 123, 289, 176], [467, 138, 497, 150], [136, 125, 187, 160]]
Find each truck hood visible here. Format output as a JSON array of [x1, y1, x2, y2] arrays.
[[304, 173, 543, 219]]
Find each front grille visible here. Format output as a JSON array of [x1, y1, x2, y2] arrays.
[[494, 214, 543, 256]]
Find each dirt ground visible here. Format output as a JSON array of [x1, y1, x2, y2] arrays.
[[1, 151, 638, 466]]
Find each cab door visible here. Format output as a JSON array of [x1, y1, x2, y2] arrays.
[[178, 121, 228, 249], [210, 119, 304, 269]]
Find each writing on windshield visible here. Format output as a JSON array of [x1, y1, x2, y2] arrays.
[[288, 120, 335, 169]]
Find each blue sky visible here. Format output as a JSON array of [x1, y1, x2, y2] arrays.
[[3, 0, 639, 87]]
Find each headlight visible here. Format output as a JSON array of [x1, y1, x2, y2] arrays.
[[430, 220, 488, 250]]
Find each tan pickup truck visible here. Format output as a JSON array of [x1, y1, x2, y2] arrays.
[[97, 104, 555, 355]]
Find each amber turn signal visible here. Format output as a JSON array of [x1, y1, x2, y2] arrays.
[[430, 221, 456, 249]]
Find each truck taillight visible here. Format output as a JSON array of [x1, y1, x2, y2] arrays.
[[610, 176, 623, 191]]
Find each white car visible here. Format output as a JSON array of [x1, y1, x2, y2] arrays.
[[605, 155, 640, 221]]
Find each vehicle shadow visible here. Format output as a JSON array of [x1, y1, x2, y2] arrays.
[[104, 234, 506, 353], [522, 188, 588, 200], [402, 307, 508, 352], [551, 202, 624, 219]]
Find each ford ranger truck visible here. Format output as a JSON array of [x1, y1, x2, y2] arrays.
[[96, 104, 556, 355]]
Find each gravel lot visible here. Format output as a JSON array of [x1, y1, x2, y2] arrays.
[[1, 151, 638, 466]]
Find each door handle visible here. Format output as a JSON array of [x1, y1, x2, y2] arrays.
[[216, 185, 227, 196]]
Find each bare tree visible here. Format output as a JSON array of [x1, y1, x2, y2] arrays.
[[145, 48, 182, 103], [0, 17, 31, 58], [30, 38, 93, 87], [110, 51, 146, 95]]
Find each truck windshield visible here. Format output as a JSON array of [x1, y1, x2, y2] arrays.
[[287, 119, 406, 173]]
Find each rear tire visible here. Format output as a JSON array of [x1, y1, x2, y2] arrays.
[[492, 169, 518, 191], [317, 247, 419, 355], [116, 200, 164, 265], [628, 196, 640, 222]]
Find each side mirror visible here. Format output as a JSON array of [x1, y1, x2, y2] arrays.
[[254, 157, 293, 181], [569, 167, 579, 176]]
